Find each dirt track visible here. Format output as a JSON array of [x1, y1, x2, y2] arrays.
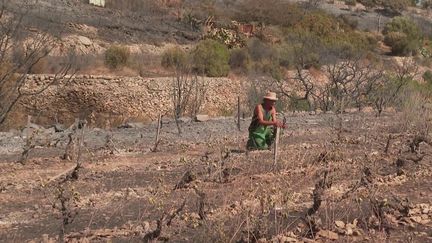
[[1, 112, 432, 242]]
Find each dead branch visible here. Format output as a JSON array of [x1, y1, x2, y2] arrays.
[[306, 170, 332, 216], [194, 188, 207, 220], [142, 200, 186, 242], [47, 164, 81, 185], [384, 134, 392, 154], [166, 200, 186, 226], [0, 3, 77, 126], [173, 170, 196, 190], [151, 113, 162, 152], [409, 135, 431, 153]]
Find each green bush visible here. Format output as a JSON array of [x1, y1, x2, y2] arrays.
[[381, 0, 415, 15], [383, 17, 422, 56], [356, 0, 414, 14], [105, 45, 130, 69], [192, 39, 230, 77], [290, 11, 377, 57], [161, 47, 188, 70], [423, 70, 432, 84]]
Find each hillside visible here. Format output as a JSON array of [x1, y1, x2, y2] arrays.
[[1, 1, 432, 242]]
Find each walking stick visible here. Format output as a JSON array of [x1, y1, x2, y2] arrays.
[[273, 115, 286, 170]]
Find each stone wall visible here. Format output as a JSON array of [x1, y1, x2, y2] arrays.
[[18, 75, 247, 127]]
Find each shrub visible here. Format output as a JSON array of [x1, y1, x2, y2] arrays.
[[192, 39, 230, 77], [357, 0, 377, 8], [337, 14, 358, 30], [294, 10, 339, 38], [423, 0, 432, 9], [357, 0, 414, 14], [229, 48, 251, 72], [247, 38, 274, 62], [380, 0, 415, 15], [235, 0, 303, 27], [105, 45, 130, 69], [161, 47, 188, 70], [423, 70, 432, 84], [289, 96, 311, 111], [283, 30, 325, 68], [383, 17, 422, 56], [344, 0, 357, 6]]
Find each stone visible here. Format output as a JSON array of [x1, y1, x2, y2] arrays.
[[278, 236, 297, 242], [420, 219, 431, 225], [195, 114, 210, 122], [78, 36, 92, 46], [411, 216, 423, 223], [345, 226, 353, 236], [189, 212, 201, 220], [335, 220, 345, 228], [118, 122, 145, 129], [43, 127, 56, 135], [353, 229, 362, 236], [317, 230, 339, 240], [51, 124, 66, 133], [195, 115, 210, 122], [29, 123, 44, 130], [178, 117, 191, 123]]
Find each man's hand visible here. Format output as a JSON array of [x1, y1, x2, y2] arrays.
[[274, 121, 286, 129]]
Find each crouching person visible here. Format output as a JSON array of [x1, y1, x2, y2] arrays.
[[247, 91, 285, 150]]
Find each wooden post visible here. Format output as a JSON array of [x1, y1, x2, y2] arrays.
[[377, 14, 381, 33], [152, 113, 162, 152], [273, 127, 280, 170], [237, 96, 241, 131], [26, 115, 32, 137]]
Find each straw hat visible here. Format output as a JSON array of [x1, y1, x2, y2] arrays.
[[263, 91, 278, 101]]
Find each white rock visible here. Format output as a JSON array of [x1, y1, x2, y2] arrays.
[[195, 114, 210, 122], [78, 36, 92, 46]]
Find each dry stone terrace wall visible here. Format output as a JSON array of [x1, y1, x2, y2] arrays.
[[19, 75, 244, 127]]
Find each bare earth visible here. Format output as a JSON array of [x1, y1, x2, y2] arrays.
[[0, 112, 431, 242]]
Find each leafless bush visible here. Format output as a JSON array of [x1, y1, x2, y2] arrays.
[[52, 182, 80, 243], [277, 54, 386, 114], [0, 2, 76, 127], [369, 58, 418, 116], [162, 46, 208, 134], [142, 200, 186, 242], [398, 87, 432, 136]]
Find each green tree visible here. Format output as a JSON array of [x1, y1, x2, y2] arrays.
[[192, 39, 230, 77], [383, 17, 422, 56]]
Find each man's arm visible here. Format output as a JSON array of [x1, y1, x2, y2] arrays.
[[256, 105, 277, 126], [271, 108, 286, 128]]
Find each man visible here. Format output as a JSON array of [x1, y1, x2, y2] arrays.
[[247, 91, 285, 150]]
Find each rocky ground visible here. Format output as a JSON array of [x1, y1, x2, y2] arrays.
[[0, 111, 431, 242]]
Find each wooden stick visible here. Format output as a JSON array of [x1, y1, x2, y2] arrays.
[[237, 96, 241, 131], [152, 113, 162, 152], [26, 115, 32, 137], [47, 165, 79, 184], [273, 127, 280, 170]]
